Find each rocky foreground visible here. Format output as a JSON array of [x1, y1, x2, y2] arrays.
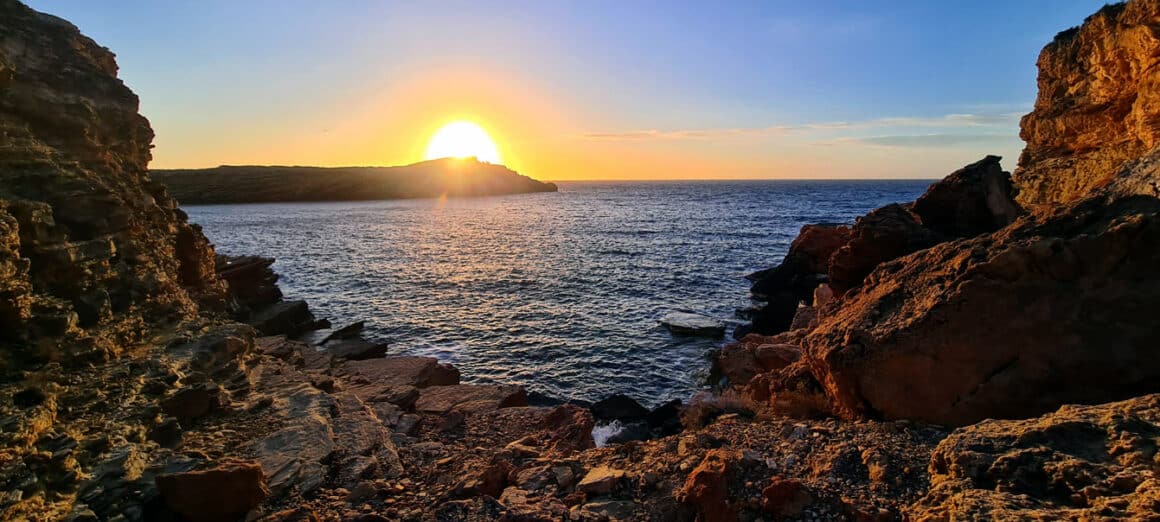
[[3, 0, 1160, 521]]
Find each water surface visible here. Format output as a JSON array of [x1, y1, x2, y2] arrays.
[[186, 180, 930, 405]]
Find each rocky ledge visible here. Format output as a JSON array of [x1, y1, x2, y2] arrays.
[[4, 0, 1160, 521]]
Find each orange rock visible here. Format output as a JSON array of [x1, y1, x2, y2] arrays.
[[761, 477, 812, 517], [675, 449, 741, 522], [155, 460, 268, 522]]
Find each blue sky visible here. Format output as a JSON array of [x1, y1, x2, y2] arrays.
[[28, 0, 1109, 179]]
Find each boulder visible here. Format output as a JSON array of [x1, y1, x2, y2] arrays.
[[806, 195, 1160, 426], [539, 404, 596, 455], [323, 338, 388, 361], [577, 466, 626, 496], [827, 203, 940, 294], [912, 155, 1022, 237], [750, 223, 850, 301], [591, 394, 648, 422], [1014, 1, 1160, 207], [675, 449, 741, 522], [413, 384, 528, 414], [338, 356, 460, 401], [216, 255, 282, 309], [660, 311, 725, 337], [761, 477, 812, 518], [909, 394, 1160, 520], [155, 460, 268, 522], [247, 300, 322, 337]]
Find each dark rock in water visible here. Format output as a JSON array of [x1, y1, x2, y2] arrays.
[[660, 311, 726, 337], [646, 399, 683, 437], [321, 321, 366, 343], [828, 203, 940, 295], [912, 155, 1022, 237], [155, 460, 268, 522], [743, 291, 799, 337], [216, 255, 282, 309], [606, 420, 652, 444], [591, 394, 649, 422], [324, 337, 388, 361], [247, 300, 325, 337]]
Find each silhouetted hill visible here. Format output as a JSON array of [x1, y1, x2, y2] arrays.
[[152, 158, 558, 204]]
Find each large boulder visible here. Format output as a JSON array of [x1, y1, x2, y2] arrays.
[[1014, 1, 1160, 207], [912, 155, 1022, 237], [827, 204, 939, 295], [805, 194, 1160, 426], [909, 394, 1160, 520]]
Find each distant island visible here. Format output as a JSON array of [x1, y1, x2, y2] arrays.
[[152, 157, 558, 204]]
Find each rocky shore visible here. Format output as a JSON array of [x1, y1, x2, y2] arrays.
[[3, 0, 1160, 521]]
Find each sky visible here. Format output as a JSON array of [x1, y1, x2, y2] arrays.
[[30, 0, 1108, 180]]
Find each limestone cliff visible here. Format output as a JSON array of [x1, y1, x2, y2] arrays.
[[0, 0, 226, 368], [1015, 0, 1160, 206]]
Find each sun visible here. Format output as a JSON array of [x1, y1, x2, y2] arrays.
[[424, 121, 502, 164]]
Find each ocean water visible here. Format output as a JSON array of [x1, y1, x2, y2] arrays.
[[185, 180, 931, 406]]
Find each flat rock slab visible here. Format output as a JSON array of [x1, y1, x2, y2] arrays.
[[660, 311, 726, 337], [339, 356, 460, 404], [415, 384, 529, 414]]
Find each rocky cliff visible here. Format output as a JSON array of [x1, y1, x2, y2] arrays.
[[152, 160, 558, 205], [4, 0, 1160, 521], [0, 0, 225, 368], [1014, 0, 1160, 206]]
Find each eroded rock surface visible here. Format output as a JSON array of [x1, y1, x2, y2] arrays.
[[910, 394, 1160, 520], [1015, 1, 1160, 207], [0, 0, 226, 367]]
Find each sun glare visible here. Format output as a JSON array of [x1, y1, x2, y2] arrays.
[[424, 121, 501, 164]]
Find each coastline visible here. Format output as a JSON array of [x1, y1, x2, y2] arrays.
[[2, 1, 1160, 521]]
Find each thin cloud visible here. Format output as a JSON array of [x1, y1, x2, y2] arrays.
[[817, 133, 1021, 148], [580, 113, 1022, 141]]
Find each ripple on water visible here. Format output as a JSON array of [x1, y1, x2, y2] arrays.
[[186, 180, 930, 406]]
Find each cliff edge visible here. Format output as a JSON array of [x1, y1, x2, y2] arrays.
[[0, 0, 225, 368]]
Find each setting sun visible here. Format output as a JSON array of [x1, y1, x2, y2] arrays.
[[423, 121, 501, 164]]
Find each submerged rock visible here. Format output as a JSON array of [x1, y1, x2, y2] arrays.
[[660, 311, 726, 337]]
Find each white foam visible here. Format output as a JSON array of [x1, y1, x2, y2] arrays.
[[592, 420, 624, 448]]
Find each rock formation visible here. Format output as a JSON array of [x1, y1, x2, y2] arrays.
[[909, 394, 1160, 520], [1015, 1, 1160, 207], [0, 0, 226, 368], [6, 0, 1160, 521]]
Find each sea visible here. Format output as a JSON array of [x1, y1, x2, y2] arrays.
[[185, 180, 931, 406]]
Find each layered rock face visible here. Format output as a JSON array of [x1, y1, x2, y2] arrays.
[[0, 0, 225, 366], [1015, 0, 1160, 207]]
